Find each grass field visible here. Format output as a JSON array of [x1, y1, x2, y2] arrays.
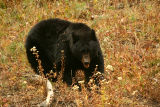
[[0, 0, 160, 106]]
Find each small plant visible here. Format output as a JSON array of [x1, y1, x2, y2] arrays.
[[30, 46, 45, 78], [59, 50, 65, 81]]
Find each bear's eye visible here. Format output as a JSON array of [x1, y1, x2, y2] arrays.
[[81, 50, 85, 53], [80, 48, 88, 53]]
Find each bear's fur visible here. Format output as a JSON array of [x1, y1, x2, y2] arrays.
[[25, 18, 104, 85]]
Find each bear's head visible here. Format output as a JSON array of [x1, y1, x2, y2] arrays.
[[66, 23, 99, 68]]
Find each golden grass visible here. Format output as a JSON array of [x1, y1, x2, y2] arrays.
[[0, 0, 160, 106]]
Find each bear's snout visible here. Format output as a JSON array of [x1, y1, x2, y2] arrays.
[[82, 54, 90, 68]]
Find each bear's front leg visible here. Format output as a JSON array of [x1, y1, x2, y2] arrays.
[[63, 66, 72, 85]]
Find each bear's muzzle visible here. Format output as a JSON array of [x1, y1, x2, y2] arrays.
[[82, 54, 90, 68]]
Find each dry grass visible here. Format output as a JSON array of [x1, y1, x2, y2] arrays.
[[0, 0, 160, 106], [0, 71, 47, 106]]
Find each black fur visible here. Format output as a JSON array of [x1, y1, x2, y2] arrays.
[[25, 18, 104, 85]]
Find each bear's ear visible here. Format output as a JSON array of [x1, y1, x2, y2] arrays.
[[91, 29, 97, 41]]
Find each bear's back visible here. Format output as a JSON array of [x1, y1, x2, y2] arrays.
[[27, 19, 71, 42]]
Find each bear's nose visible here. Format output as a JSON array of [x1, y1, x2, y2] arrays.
[[84, 62, 89, 65], [82, 53, 90, 68]]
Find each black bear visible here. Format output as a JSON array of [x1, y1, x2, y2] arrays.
[[25, 18, 104, 85]]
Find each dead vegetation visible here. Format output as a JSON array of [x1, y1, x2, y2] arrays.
[[0, 71, 47, 106], [0, 0, 160, 106]]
